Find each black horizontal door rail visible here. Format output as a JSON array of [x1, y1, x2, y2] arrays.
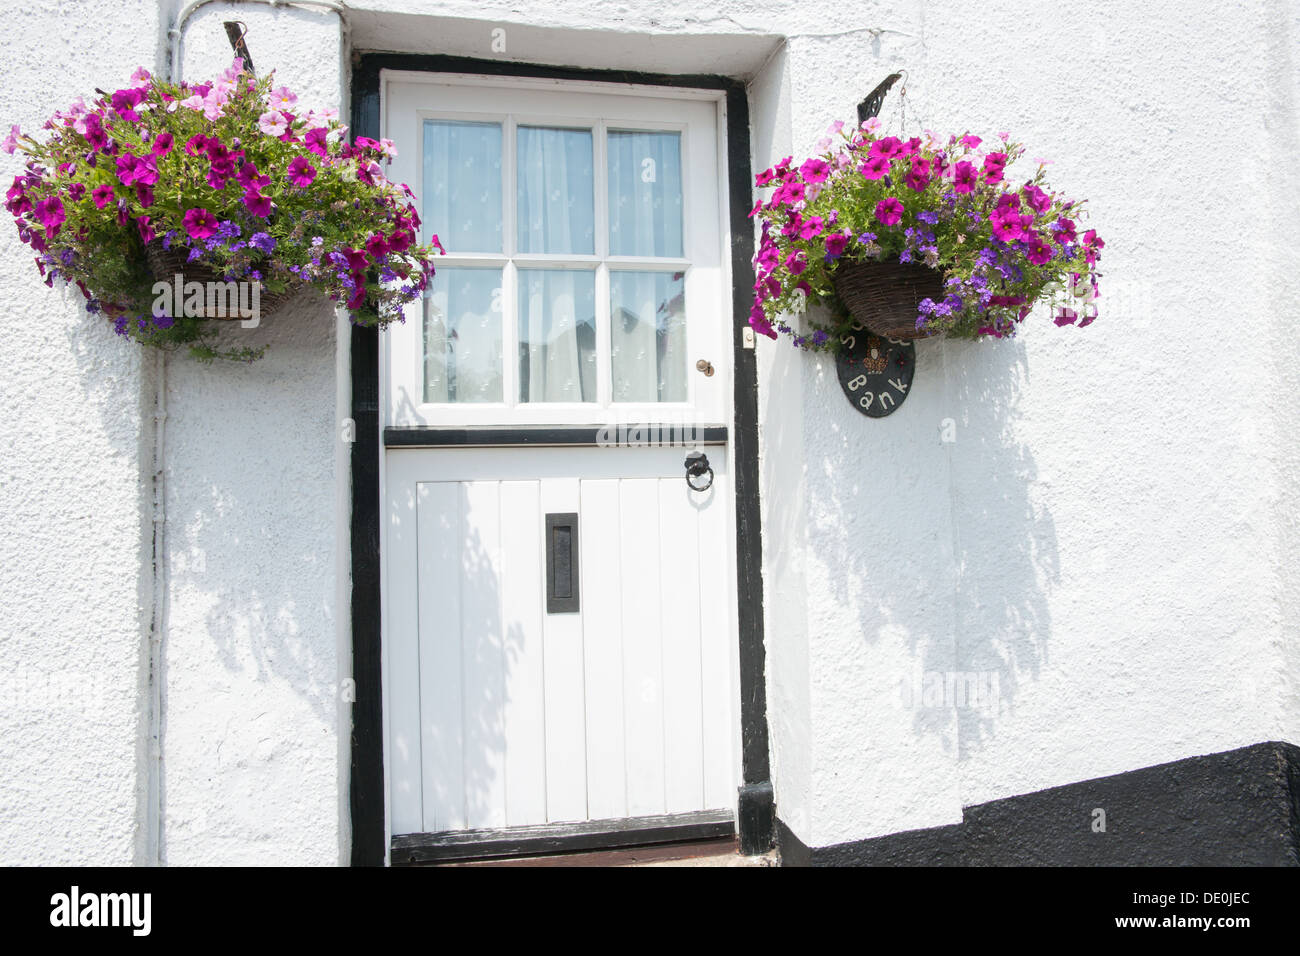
[[384, 424, 729, 448]]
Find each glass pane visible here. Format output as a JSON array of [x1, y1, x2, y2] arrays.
[[608, 131, 683, 258], [517, 269, 596, 403], [516, 127, 595, 255], [610, 271, 686, 403], [423, 120, 502, 253], [424, 268, 503, 403]]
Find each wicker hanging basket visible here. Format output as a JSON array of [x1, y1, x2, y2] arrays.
[[831, 258, 947, 340], [144, 241, 300, 320]]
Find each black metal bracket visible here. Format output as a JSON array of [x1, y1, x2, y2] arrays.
[[857, 72, 902, 126], [223, 21, 255, 76]]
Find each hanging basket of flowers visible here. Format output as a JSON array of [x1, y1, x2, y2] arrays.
[[4, 61, 442, 361], [749, 120, 1104, 348]]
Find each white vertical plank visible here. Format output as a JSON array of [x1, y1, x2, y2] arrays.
[[387, 473, 423, 834], [499, 480, 547, 827], [460, 480, 508, 829], [698, 467, 735, 810], [658, 478, 705, 813], [541, 477, 588, 822], [619, 477, 666, 816], [417, 481, 465, 832], [580, 478, 626, 821]]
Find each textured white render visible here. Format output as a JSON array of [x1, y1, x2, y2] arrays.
[[161, 3, 348, 865], [0, 0, 159, 867], [1, 0, 1296, 864]]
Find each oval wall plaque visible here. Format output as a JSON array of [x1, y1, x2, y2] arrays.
[[835, 328, 916, 418]]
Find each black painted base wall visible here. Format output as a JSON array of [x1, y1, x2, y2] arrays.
[[778, 741, 1300, 866]]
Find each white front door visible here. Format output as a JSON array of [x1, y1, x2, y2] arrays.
[[380, 73, 740, 839]]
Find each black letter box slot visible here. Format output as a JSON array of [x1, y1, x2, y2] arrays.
[[545, 512, 579, 614]]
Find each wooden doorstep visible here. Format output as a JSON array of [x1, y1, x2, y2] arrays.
[[433, 836, 741, 867]]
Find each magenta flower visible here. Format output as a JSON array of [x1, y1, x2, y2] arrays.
[[364, 232, 390, 259], [115, 152, 143, 186], [1053, 218, 1077, 244], [111, 87, 145, 121], [798, 216, 824, 240], [387, 228, 413, 252], [859, 155, 890, 180], [92, 184, 114, 208], [961, 134, 982, 150], [34, 196, 65, 233], [151, 132, 174, 156], [304, 126, 329, 157], [1083, 229, 1104, 249], [136, 183, 154, 207], [242, 189, 272, 217], [905, 158, 931, 192], [182, 207, 218, 240], [952, 161, 978, 193], [800, 158, 830, 184], [874, 197, 904, 226], [67, 183, 85, 201], [1022, 183, 1052, 215], [785, 249, 807, 275], [5, 182, 31, 216], [869, 136, 903, 159], [184, 134, 209, 156], [2, 124, 19, 154], [982, 152, 1008, 184], [286, 155, 317, 187], [82, 114, 108, 151], [137, 216, 155, 244], [749, 303, 778, 340], [824, 232, 849, 259], [1025, 235, 1053, 265]]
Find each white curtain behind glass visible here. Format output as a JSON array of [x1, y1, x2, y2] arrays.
[[516, 127, 596, 402], [423, 121, 503, 253], [607, 132, 685, 401], [518, 270, 596, 402], [610, 271, 686, 402]]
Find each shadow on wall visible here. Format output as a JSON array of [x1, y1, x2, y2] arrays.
[[940, 334, 1058, 760], [157, 294, 341, 726], [804, 330, 1058, 761]]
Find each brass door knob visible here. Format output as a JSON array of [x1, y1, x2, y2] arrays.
[[695, 359, 714, 377]]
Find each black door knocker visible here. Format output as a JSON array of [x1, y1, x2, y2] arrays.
[[685, 451, 714, 492]]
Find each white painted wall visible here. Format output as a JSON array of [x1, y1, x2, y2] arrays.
[[1, 0, 1295, 863], [0, 0, 160, 866], [161, 2, 349, 865]]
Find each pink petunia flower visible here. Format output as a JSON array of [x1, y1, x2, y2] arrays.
[[2, 125, 20, 154], [92, 184, 114, 208], [243, 190, 273, 217], [952, 161, 978, 194], [859, 155, 890, 180], [800, 158, 830, 184], [1025, 235, 1054, 265], [151, 132, 174, 156], [874, 197, 904, 226], [286, 155, 317, 187], [182, 207, 219, 240], [268, 86, 298, 111], [258, 110, 288, 136]]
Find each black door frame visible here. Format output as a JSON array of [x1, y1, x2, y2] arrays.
[[349, 52, 771, 865]]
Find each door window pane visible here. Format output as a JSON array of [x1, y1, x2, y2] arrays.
[[423, 120, 503, 253], [424, 268, 503, 403], [610, 271, 686, 403], [518, 269, 596, 403], [516, 127, 595, 255], [607, 131, 683, 258]]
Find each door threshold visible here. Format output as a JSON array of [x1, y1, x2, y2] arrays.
[[391, 809, 735, 866], [436, 835, 754, 867]]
